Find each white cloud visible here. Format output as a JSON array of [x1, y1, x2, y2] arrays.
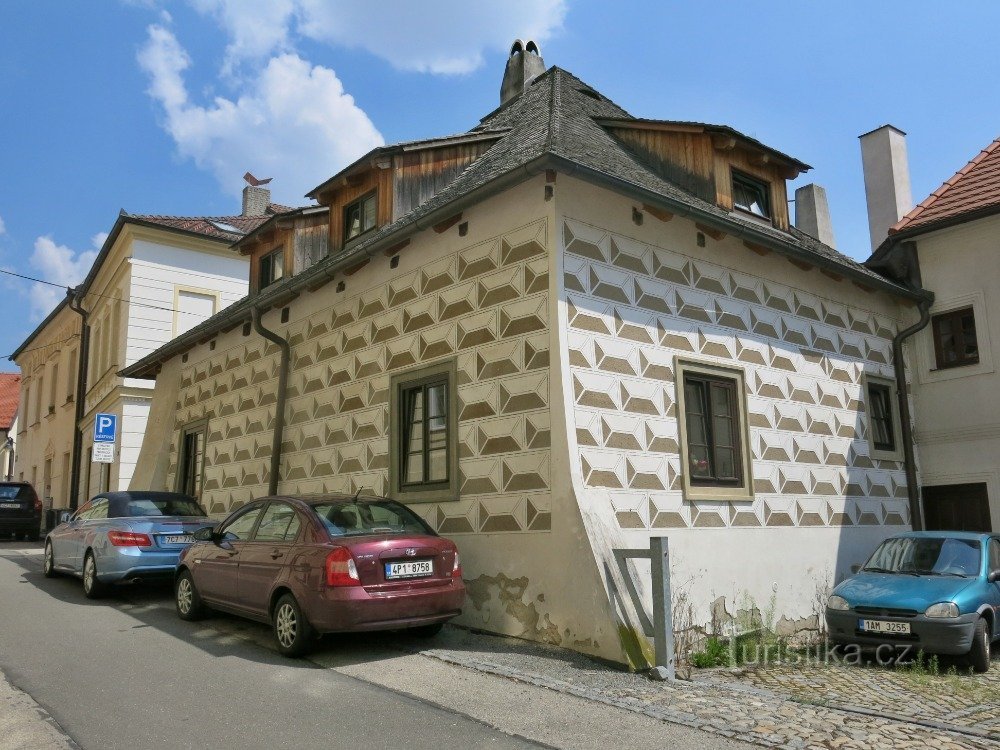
[[192, 0, 567, 75], [138, 24, 384, 203], [0, 215, 6, 235], [27, 235, 101, 320]]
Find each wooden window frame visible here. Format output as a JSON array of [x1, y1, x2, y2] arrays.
[[258, 248, 284, 291], [389, 359, 459, 504], [931, 306, 979, 370], [675, 358, 754, 501], [731, 169, 772, 220], [343, 191, 377, 244], [176, 418, 209, 499], [862, 373, 904, 462]]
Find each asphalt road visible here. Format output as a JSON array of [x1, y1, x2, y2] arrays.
[[0, 540, 753, 750]]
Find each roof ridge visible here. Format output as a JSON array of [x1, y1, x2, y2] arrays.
[[893, 136, 1000, 232]]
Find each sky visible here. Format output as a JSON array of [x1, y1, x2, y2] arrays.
[[0, 1, 998, 371]]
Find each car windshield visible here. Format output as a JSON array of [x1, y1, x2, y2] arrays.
[[124, 497, 207, 518], [312, 500, 433, 538], [0, 486, 25, 499], [864, 537, 982, 577]]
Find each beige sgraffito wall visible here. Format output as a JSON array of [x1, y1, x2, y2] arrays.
[[555, 176, 914, 643], [134, 173, 919, 665]]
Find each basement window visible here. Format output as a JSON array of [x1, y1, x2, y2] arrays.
[[259, 248, 284, 290], [731, 170, 771, 220], [344, 191, 377, 242]]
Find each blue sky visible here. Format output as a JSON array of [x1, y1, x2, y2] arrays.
[[1, 1, 998, 371]]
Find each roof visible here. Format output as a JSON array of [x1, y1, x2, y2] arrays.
[[123, 203, 294, 242], [123, 66, 924, 379], [0, 373, 21, 430], [9, 296, 73, 362], [891, 137, 1000, 236]]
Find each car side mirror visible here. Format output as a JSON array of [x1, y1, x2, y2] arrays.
[[989, 570, 1000, 583], [193, 526, 215, 542], [850, 564, 861, 575]]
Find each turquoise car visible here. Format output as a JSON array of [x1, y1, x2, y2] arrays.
[[826, 531, 1000, 672]]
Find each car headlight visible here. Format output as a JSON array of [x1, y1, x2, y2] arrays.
[[827, 595, 850, 611], [924, 602, 960, 618]]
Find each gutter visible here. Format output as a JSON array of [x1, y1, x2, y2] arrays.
[[67, 288, 91, 510], [251, 307, 290, 496], [892, 296, 933, 532]]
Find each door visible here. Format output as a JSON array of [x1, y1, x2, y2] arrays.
[[194, 503, 264, 607], [989, 538, 1000, 640], [236, 502, 302, 617], [923, 483, 992, 532], [49, 500, 91, 572]]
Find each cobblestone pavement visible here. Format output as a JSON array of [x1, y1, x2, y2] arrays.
[[693, 650, 1000, 740], [419, 629, 1000, 750]]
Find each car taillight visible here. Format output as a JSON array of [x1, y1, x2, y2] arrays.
[[452, 549, 462, 579], [108, 530, 153, 547], [32, 497, 42, 513], [326, 547, 360, 586]]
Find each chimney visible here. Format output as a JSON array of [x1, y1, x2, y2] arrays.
[[500, 39, 545, 106], [859, 125, 913, 250], [241, 172, 273, 216], [794, 183, 836, 249]]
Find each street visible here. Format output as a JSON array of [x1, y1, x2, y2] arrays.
[[0, 541, 751, 750]]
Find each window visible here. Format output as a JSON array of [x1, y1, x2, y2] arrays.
[[79, 498, 109, 521], [254, 502, 301, 542], [50, 363, 58, 412], [220, 504, 264, 541], [177, 420, 207, 499], [174, 288, 218, 336], [676, 360, 752, 501], [731, 170, 771, 219], [34, 373, 44, 423], [389, 360, 459, 503], [863, 374, 902, 461], [259, 248, 284, 290], [988, 538, 1000, 575], [312, 499, 434, 537], [66, 348, 77, 400], [344, 192, 377, 242], [932, 307, 979, 369]]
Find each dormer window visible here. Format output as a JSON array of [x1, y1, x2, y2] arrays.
[[732, 170, 771, 220], [344, 191, 377, 242], [259, 248, 284, 291]]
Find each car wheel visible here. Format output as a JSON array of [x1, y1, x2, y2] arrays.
[[26, 529, 40, 543], [272, 593, 315, 658], [43, 541, 57, 578], [175, 570, 208, 621], [409, 623, 444, 638], [82, 552, 107, 599], [969, 617, 991, 673]]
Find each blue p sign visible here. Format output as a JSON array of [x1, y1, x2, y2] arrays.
[[94, 413, 117, 443]]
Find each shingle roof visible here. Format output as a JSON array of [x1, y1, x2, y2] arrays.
[[124, 203, 294, 241], [123, 66, 922, 379], [0, 373, 21, 430], [890, 137, 1000, 235]]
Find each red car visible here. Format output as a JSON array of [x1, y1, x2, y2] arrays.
[[175, 494, 465, 656]]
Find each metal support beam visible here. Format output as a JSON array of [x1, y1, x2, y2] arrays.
[[649, 536, 675, 681]]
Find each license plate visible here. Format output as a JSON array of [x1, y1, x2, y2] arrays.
[[385, 560, 433, 579], [162, 534, 194, 545], [859, 619, 911, 634], [0, 503, 19, 509]]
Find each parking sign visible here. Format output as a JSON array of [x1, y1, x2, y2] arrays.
[[94, 413, 117, 443]]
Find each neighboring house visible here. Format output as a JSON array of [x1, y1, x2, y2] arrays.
[[864, 128, 1000, 533], [11, 180, 287, 505], [0, 373, 21, 482], [123, 43, 927, 665], [11, 299, 81, 506]]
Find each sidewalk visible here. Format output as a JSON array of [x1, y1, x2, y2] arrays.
[[417, 628, 1000, 750], [0, 671, 77, 750]]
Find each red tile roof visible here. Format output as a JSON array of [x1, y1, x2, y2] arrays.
[[892, 137, 1000, 234], [0, 374, 21, 431], [125, 203, 295, 242]]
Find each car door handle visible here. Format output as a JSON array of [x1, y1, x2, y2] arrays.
[[270, 550, 284, 560]]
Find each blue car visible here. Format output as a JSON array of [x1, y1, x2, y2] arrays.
[[43, 491, 215, 598], [826, 531, 1000, 672]]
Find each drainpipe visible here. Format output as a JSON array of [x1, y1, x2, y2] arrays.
[[67, 287, 90, 510], [892, 297, 932, 531], [252, 307, 290, 496]]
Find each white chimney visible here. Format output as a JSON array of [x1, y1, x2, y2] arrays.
[[794, 183, 836, 249], [859, 125, 913, 250]]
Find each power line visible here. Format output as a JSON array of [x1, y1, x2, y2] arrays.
[[5, 334, 80, 360]]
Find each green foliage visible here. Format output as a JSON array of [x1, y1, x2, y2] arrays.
[[690, 636, 730, 668]]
